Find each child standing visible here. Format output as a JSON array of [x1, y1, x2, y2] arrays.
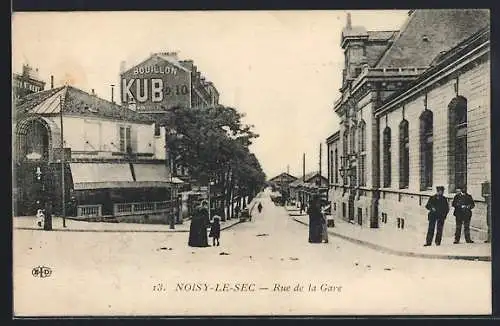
[[209, 215, 221, 246]]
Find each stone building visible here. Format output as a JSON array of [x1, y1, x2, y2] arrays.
[[12, 64, 46, 101], [13, 85, 184, 221], [327, 9, 490, 239]]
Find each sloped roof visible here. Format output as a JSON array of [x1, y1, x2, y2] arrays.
[[269, 172, 298, 182], [15, 85, 155, 124], [376, 9, 490, 68], [367, 30, 398, 41], [290, 171, 328, 187]]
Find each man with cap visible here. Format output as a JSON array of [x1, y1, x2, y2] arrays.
[[452, 185, 475, 244], [424, 186, 449, 246]]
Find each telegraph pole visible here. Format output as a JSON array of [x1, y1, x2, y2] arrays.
[[59, 95, 66, 228]]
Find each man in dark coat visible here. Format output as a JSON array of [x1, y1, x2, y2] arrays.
[[424, 186, 449, 246], [188, 201, 210, 247], [452, 186, 475, 244]]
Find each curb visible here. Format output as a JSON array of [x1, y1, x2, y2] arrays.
[[291, 217, 491, 262], [14, 220, 243, 234]]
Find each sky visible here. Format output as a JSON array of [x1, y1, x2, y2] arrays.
[[12, 10, 409, 179]]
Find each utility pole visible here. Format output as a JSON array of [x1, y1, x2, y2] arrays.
[[111, 84, 115, 103], [319, 143, 322, 177], [302, 153, 305, 182], [59, 95, 66, 228]]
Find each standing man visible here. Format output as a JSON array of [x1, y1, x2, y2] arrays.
[[452, 186, 475, 244], [424, 186, 449, 246]]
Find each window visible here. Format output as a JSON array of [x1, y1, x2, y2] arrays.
[[154, 123, 161, 137], [119, 126, 132, 153], [359, 155, 366, 187], [358, 120, 367, 187], [399, 120, 409, 189], [419, 110, 433, 190], [448, 96, 467, 191], [342, 129, 349, 185], [350, 126, 356, 154], [358, 120, 366, 152], [329, 149, 333, 183], [334, 148, 339, 184], [383, 127, 392, 187]]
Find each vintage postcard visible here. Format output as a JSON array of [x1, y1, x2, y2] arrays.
[[12, 9, 492, 316]]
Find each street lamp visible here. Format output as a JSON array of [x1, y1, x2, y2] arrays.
[[208, 180, 215, 221]]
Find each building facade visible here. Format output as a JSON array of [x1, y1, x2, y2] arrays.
[[13, 64, 46, 101], [290, 172, 329, 207], [120, 52, 219, 115], [13, 85, 183, 221], [327, 9, 490, 239]]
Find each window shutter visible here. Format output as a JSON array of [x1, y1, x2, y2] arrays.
[[131, 126, 138, 153]]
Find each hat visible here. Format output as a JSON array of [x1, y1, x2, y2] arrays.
[[436, 186, 445, 191]]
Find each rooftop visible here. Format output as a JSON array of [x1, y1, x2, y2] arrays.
[[15, 85, 156, 124]]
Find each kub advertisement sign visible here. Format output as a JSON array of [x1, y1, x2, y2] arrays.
[[121, 55, 191, 113]]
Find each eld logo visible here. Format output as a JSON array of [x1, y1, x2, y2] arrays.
[[32, 266, 52, 278]]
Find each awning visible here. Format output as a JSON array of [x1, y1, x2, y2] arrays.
[[134, 164, 169, 182], [71, 162, 183, 190]]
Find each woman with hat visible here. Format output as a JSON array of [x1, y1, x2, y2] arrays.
[[188, 200, 210, 247]]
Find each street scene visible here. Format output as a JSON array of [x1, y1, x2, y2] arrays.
[[12, 9, 491, 316]]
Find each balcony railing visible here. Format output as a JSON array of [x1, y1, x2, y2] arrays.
[[113, 200, 173, 216]]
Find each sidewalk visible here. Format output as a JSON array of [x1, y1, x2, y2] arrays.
[[284, 205, 491, 262], [13, 215, 242, 233]]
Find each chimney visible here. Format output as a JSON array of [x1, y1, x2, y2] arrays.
[[111, 84, 115, 103], [120, 61, 126, 74], [50, 76, 54, 89], [346, 12, 352, 30]]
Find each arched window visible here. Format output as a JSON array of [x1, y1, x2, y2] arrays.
[[383, 127, 392, 187], [399, 120, 409, 189], [448, 96, 467, 191], [358, 120, 367, 186], [420, 110, 433, 190], [350, 126, 356, 154]]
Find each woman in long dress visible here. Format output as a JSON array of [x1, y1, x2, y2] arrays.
[[307, 195, 323, 243], [188, 201, 210, 247]]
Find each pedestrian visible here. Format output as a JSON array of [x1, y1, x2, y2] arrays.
[[307, 194, 323, 243], [424, 186, 449, 246], [452, 185, 475, 244], [209, 215, 221, 246], [235, 205, 241, 218], [257, 202, 263, 213], [300, 201, 305, 215], [188, 200, 210, 247]]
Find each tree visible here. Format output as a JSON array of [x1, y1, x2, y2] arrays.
[[159, 105, 266, 219]]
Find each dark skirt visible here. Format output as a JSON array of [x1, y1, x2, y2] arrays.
[[308, 216, 323, 243], [188, 218, 209, 247]]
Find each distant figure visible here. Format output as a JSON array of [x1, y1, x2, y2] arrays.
[[257, 202, 263, 213], [452, 186, 475, 244], [307, 195, 323, 243], [188, 201, 210, 247], [35, 208, 45, 228], [209, 215, 221, 246], [235, 205, 241, 218], [424, 186, 449, 246], [300, 201, 305, 215]]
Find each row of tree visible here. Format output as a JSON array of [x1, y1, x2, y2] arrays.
[[160, 105, 267, 219]]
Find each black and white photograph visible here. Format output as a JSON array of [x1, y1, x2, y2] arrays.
[[11, 9, 492, 316]]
